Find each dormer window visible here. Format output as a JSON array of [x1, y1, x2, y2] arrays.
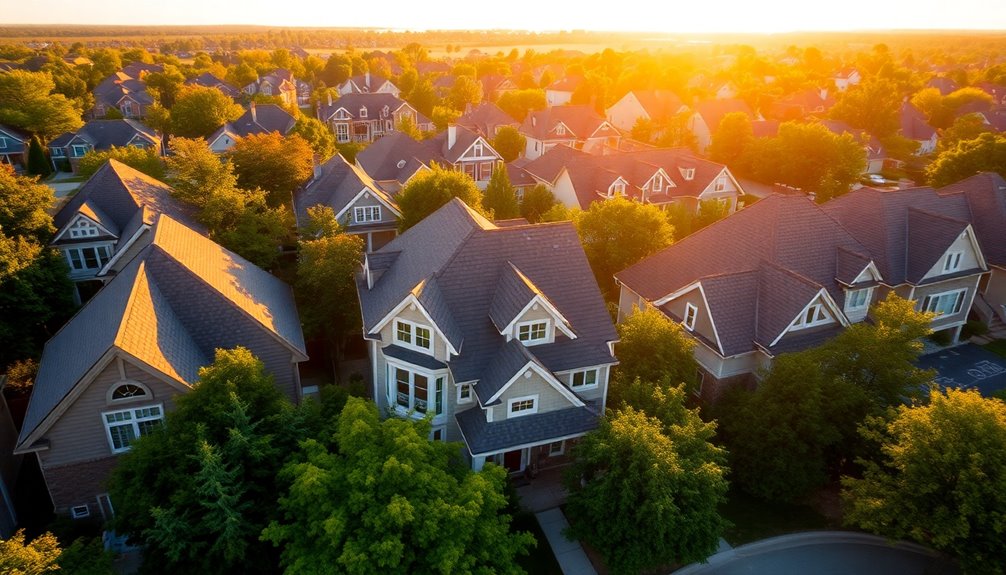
[[683, 303, 698, 331], [680, 167, 695, 180], [845, 288, 871, 311], [69, 219, 100, 238], [474, 141, 484, 156], [359, 106, 368, 118], [922, 289, 966, 316], [652, 174, 663, 192], [395, 318, 432, 352], [943, 251, 962, 273], [791, 302, 831, 330], [609, 180, 626, 197], [714, 177, 726, 192], [555, 124, 566, 136], [517, 320, 549, 345]]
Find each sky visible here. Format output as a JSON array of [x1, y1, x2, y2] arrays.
[[3, 0, 1006, 33]]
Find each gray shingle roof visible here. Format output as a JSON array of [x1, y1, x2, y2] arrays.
[[936, 172, 1006, 267], [318, 92, 409, 123], [906, 208, 970, 283], [293, 153, 397, 227], [185, 72, 240, 98], [456, 402, 599, 456], [383, 344, 447, 370], [229, 104, 296, 138], [51, 119, 159, 152], [519, 105, 615, 141], [457, 102, 519, 138], [488, 263, 541, 332], [355, 132, 435, 184], [473, 340, 539, 404]]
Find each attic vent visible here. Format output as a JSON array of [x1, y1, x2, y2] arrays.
[[397, 160, 407, 169]]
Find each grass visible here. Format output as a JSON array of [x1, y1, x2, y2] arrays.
[[984, 340, 1006, 358], [720, 488, 837, 547], [512, 512, 563, 575]]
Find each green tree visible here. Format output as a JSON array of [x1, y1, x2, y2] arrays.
[[448, 75, 484, 111], [842, 388, 1006, 575], [497, 89, 547, 122], [26, 135, 51, 177], [109, 348, 309, 575], [143, 102, 172, 134], [937, 113, 992, 154], [228, 63, 260, 90], [170, 85, 244, 138], [927, 132, 1006, 187], [564, 392, 728, 575], [829, 78, 903, 139], [290, 116, 336, 160], [709, 111, 754, 166], [396, 164, 486, 232], [612, 306, 698, 407], [395, 113, 423, 140], [430, 106, 461, 131], [263, 397, 534, 575], [482, 165, 520, 219], [227, 133, 314, 207], [573, 197, 674, 297], [166, 137, 238, 206], [144, 65, 186, 108], [77, 146, 166, 180], [492, 125, 526, 163], [519, 183, 556, 224], [0, 70, 83, 139], [0, 530, 60, 575]]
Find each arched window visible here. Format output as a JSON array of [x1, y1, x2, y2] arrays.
[[107, 381, 151, 403]]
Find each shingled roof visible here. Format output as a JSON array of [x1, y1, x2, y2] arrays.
[[520, 105, 617, 141], [318, 92, 411, 123], [49, 119, 159, 151], [457, 102, 519, 137], [937, 172, 1006, 266], [17, 214, 306, 450], [294, 153, 398, 227]]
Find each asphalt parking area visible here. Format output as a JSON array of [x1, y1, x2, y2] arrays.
[[917, 343, 1006, 397]]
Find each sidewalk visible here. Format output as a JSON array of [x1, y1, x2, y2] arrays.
[[534, 508, 597, 575]]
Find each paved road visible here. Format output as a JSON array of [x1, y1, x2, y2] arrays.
[[673, 532, 959, 575], [917, 343, 1006, 396]]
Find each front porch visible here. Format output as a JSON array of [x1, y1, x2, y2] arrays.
[[514, 464, 569, 513]]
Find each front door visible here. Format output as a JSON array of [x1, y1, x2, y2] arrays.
[[502, 449, 523, 473]]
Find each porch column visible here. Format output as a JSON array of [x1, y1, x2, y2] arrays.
[[471, 456, 486, 472]]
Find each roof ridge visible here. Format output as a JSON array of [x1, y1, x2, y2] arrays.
[[760, 258, 824, 291], [112, 259, 147, 349], [906, 204, 970, 226]]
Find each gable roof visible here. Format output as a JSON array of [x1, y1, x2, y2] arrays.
[[628, 90, 686, 119], [318, 92, 410, 123], [50, 119, 159, 151], [694, 98, 753, 132], [901, 102, 937, 141], [937, 172, 1006, 267], [355, 131, 436, 184], [219, 104, 296, 140], [520, 105, 616, 141], [185, 72, 240, 98], [294, 153, 399, 226], [546, 75, 583, 92], [457, 102, 519, 138], [17, 214, 306, 450], [344, 73, 396, 93], [522, 144, 589, 184]]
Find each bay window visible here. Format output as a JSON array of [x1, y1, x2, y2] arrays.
[[922, 289, 966, 316], [103, 404, 163, 453], [387, 364, 445, 419]]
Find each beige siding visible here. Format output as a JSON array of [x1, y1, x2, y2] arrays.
[[913, 275, 982, 330], [378, 304, 452, 362], [344, 191, 397, 227], [556, 364, 611, 406], [693, 344, 763, 379], [38, 356, 182, 468], [606, 94, 646, 132], [490, 369, 576, 421], [920, 230, 983, 282], [616, 285, 648, 323], [663, 289, 718, 350], [551, 171, 580, 209]]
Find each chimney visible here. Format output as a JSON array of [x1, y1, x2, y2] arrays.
[[250, 101, 257, 123], [447, 125, 457, 149], [327, 91, 333, 107]]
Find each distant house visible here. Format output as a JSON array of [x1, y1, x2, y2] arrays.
[[92, 70, 154, 119], [336, 73, 401, 98], [48, 120, 161, 173], [206, 103, 297, 153], [354, 132, 433, 193], [184, 72, 240, 99], [295, 154, 401, 252], [926, 76, 960, 96], [605, 90, 687, 132], [819, 120, 887, 174], [901, 102, 938, 155], [545, 76, 582, 107], [0, 124, 28, 170], [317, 93, 430, 144], [14, 213, 307, 518], [686, 98, 755, 152], [479, 74, 518, 101], [520, 105, 620, 160], [713, 81, 738, 100], [243, 69, 298, 106], [974, 82, 1006, 106], [523, 145, 743, 212], [357, 198, 618, 473], [767, 88, 834, 121], [456, 102, 520, 138], [833, 67, 861, 92]]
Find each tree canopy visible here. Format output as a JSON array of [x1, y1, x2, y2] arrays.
[[0, 70, 83, 140], [926, 132, 1006, 187], [611, 306, 698, 408], [519, 184, 557, 224], [482, 164, 520, 219], [709, 111, 754, 166], [829, 77, 903, 139], [227, 132, 314, 207], [396, 163, 487, 231], [170, 85, 244, 138], [289, 115, 336, 160], [77, 146, 166, 180], [0, 530, 61, 575], [492, 125, 526, 163]]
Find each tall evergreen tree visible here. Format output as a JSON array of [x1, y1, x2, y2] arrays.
[[26, 135, 52, 177], [482, 166, 520, 219]]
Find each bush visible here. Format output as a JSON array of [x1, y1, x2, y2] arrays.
[[962, 320, 989, 339], [927, 329, 953, 347]]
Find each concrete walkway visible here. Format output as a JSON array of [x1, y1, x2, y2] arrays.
[[535, 508, 597, 575]]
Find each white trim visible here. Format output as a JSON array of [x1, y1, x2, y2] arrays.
[[921, 288, 968, 316], [393, 317, 434, 354], [369, 293, 460, 356], [770, 288, 849, 347], [683, 303, 698, 331], [384, 357, 448, 422], [485, 360, 585, 407], [548, 440, 565, 456], [333, 186, 402, 222], [515, 318, 551, 345], [101, 403, 164, 454], [456, 382, 473, 404], [653, 282, 726, 355], [500, 294, 576, 340], [53, 213, 116, 243], [507, 394, 539, 418], [353, 205, 382, 224], [70, 505, 91, 519], [97, 224, 150, 276], [698, 168, 743, 199], [850, 260, 883, 284], [844, 286, 873, 312], [942, 251, 963, 273], [457, 136, 503, 161], [105, 380, 153, 404], [570, 368, 599, 390], [587, 121, 617, 139], [461, 429, 591, 458]]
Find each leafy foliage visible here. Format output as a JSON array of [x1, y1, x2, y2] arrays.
[[264, 397, 534, 575], [926, 132, 1006, 187], [518, 184, 557, 224], [0, 70, 83, 139], [170, 85, 244, 138], [396, 163, 486, 231], [26, 135, 52, 177], [227, 132, 314, 207], [492, 125, 526, 163], [611, 306, 698, 407], [290, 116, 336, 160], [497, 89, 547, 122], [0, 530, 61, 575], [829, 77, 903, 139], [842, 388, 1006, 575], [482, 165, 520, 219], [709, 111, 754, 166], [76, 146, 166, 180]]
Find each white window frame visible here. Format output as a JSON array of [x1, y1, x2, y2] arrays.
[[548, 440, 565, 456], [51, 147, 65, 158], [555, 124, 566, 136], [335, 123, 350, 143], [943, 251, 963, 273], [683, 303, 698, 331], [354, 205, 381, 224], [570, 369, 598, 390], [394, 318, 434, 354], [714, 177, 726, 192], [473, 141, 484, 156], [64, 244, 112, 272], [70, 505, 91, 519], [652, 174, 663, 192], [359, 106, 368, 118], [922, 289, 967, 317], [845, 288, 871, 312], [791, 302, 831, 330], [102, 404, 164, 454], [68, 219, 101, 238], [516, 319, 550, 345], [507, 394, 539, 418], [107, 381, 151, 404], [609, 181, 626, 197], [681, 168, 695, 180], [386, 362, 446, 420], [456, 382, 473, 404], [71, 144, 89, 158]]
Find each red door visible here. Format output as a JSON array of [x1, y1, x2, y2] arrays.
[[503, 449, 523, 472]]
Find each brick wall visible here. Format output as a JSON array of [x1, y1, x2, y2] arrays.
[[42, 456, 119, 513]]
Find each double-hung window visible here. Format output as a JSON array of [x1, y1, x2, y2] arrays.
[[943, 251, 962, 273], [354, 206, 381, 224], [389, 366, 444, 417], [922, 289, 966, 316], [517, 320, 548, 345], [652, 174, 663, 192], [571, 369, 598, 390], [846, 288, 871, 311], [103, 404, 163, 453], [335, 123, 350, 143], [457, 382, 473, 404], [683, 303, 698, 331], [395, 319, 432, 352]]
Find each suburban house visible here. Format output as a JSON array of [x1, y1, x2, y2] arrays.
[[0, 124, 27, 169], [833, 67, 862, 92], [523, 144, 743, 212], [317, 92, 430, 144], [14, 213, 308, 518], [49, 159, 201, 302], [819, 120, 887, 174], [91, 70, 154, 119], [242, 69, 298, 106], [48, 120, 162, 173], [767, 88, 834, 121], [616, 180, 998, 397], [520, 105, 621, 160], [900, 102, 939, 155], [456, 102, 520, 138], [686, 98, 756, 153], [206, 103, 296, 153], [480, 74, 519, 101], [926, 76, 960, 96], [545, 75, 582, 107], [294, 153, 401, 252], [184, 72, 240, 99], [336, 73, 401, 97], [357, 198, 618, 473], [605, 90, 687, 132], [354, 125, 504, 190]]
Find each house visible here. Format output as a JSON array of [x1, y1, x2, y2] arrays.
[[926, 76, 960, 96], [974, 82, 1006, 106], [686, 98, 755, 153], [357, 198, 618, 473], [184, 72, 240, 99], [317, 92, 430, 144], [616, 183, 993, 397], [520, 105, 621, 160], [336, 72, 401, 97], [457, 102, 520, 138], [49, 159, 201, 301], [480, 74, 518, 101], [506, 163, 538, 200], [206, 103, 296, 153], [833, 67, 861, 92], [901, 102, 939, 155], [13, 213, 308, 517], [48, 120, 162, 173], [714, 81, 738, 100], [605, 90, 687, 132], [545, 76, 582, 107], [767, 88, 834, 121], [92, 71, 154, 119], [523, 145, 743, 212], [243, 69, 298, 106], [0, 124, 28, 169], [354, 125, 504, 190], [295, 154, 401, 252], [819, 120, 887, 174]]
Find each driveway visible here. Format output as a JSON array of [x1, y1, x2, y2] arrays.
[[917, 343, 1006, 397]]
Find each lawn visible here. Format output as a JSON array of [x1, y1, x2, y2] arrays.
[[984, 340, 1006, 358], [720, 488, 838, 547], [512, 512, 563, 575]]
